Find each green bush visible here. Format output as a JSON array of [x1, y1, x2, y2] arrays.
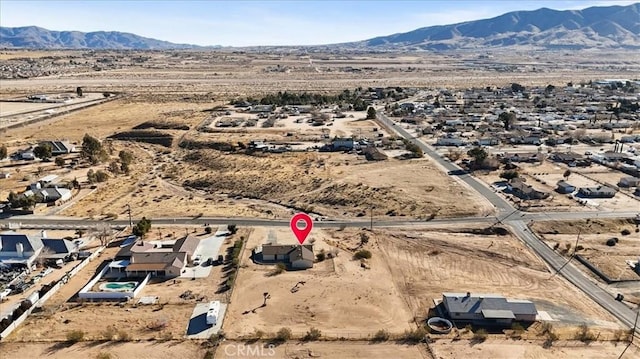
[[275, 327, 292, 342], [472, 328, 488, 342], [303, 327, 322, 341], [372, 329, 390, 342], [402, 327, 426, 343], [354, 250, 372, 260], [66, 329, 85, 344]]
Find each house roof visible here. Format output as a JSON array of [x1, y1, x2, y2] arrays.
[[0, 232, 44, 253], [131, 251, 186, 264], [557, 180, 575, 189], [288, 245, 314, 262], [42, 238, 76, 255], [262, 244, 313, 258], [442, 292, 537, 317], [126, 262, 171, 271], [173, 235, 199, 256]]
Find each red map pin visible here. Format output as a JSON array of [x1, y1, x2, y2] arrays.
[[290, 213, 313, 244]]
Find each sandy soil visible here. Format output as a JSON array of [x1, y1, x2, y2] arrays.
[[224, 227, 416, 338], [217, 341, 426, 359], [0, 340, 207, 359], [2, 50, 638, 96], [431, 339, 640, 359], [373, 227, 621, 329]]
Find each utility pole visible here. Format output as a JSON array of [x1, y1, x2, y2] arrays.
[[125, 204, 132, 229], [370, 206, 374, 231]]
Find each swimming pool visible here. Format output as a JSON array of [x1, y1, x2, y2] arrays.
[[99, 281, 138, 292]]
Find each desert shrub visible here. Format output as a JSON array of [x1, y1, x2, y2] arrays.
[[354, 250, 372, 260], [228, 224, 238, 234], [372, 329, 390, 342], [605, 238, 617, 246], [472, 328, 488, 342], [147, 318, 168, 331], [95, 353, 112, 359], [303, 327, 322, 341], [271, 262, 287, 276], [621, 229, 631, 236], [117, 330, 131, 341], [574, 324, 595, 342], [66, 329, 85, 344], [203, 350, 214, 359], [205, 226, 212, 234], [316, 249, 326, 262], [275, 327, 292, 342], [402, 327, 427, 343], [101, 326, 117, 340], [510, 323, 524, 339], [254, 329, 265, 339]]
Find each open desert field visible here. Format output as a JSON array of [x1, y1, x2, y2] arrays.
[[0, 340, 207, 359], [224, 224, 623, 343], [431, 339, 640, 359], [224, 226, 416, 338], [373, 227, 622, 330], [2, 50, 639, 96], [216, 341, 427, 359]]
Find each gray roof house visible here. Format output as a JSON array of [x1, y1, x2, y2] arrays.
[[115, 235, 200, 278], [41, 238, 78, 260], [260, 244, 314, 269], [442, 292, 538, 325], [556, 180, 576, 194], [619, 176, 640, 188], [578, 186, 616, 198], [0, 232, 45, 267], [509, 178, 549, 200]]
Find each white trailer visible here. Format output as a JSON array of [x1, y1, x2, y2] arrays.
[[206, 300, 220, 326]]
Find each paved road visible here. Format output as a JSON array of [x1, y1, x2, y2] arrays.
[[376, 112, 640, 333], [376, 113, 515, 213]]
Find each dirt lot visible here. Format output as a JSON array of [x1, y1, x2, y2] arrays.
[[224, 227, 416, 338], [0, 340, 207, 359], [373, 227, 621, 329], [431, 339, 639, 359], [216, 341, 427, 359], [224, 225, 622, 342]]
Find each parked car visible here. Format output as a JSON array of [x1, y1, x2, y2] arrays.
[[0, 288, 11, 301], [206, 257, 214, 266], [193, 254, 202, 266], [216, 255, 224, 265]]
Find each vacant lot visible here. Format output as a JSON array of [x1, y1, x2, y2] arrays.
[[0, 341, 207, 359], [431, 339, 639, 359], [375, 227, 621, 329], [216, 341, 426, 359], [224, 227, 416, 338]]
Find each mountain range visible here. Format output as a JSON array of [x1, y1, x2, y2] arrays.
[[358, 3, 640, 50], [0, 26, 201, 50], [0, 3, 638, 50]]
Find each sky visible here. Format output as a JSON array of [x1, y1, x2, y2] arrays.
[[0, 0, 637, 46]]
